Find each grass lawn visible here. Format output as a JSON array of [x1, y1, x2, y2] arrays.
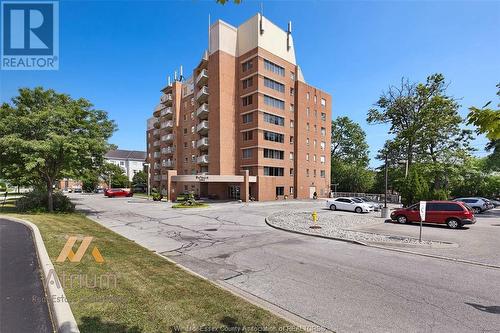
[[172, 203, 209, 209], [3, 211, 300, 333]]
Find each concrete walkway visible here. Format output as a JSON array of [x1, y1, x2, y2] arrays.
[[0, 218, 53, 333]]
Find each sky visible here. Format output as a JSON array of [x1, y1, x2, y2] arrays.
[[1, 0, 499, 168]]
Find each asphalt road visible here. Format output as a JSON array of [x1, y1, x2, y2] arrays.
[[72, 194, 500, 333], [0, 218, 53, 333]]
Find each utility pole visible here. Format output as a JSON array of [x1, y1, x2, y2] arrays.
[[381, 154, 389, 218], [144, 163, 150, 200]]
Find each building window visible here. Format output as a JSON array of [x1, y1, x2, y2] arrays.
[[290, 120, 294, 128], [191, 155, 196, 162], [306, 153, 309, 161], [321, 127, 326, 136], [242, 59, 253, 72], [264, 167, 284, 176], [243, 77, 253, 89], [184, 142, 188, 148], [264, 148, 284, 160], [306, 122, 310, 131], [290, 71, 295, 80], [320, 141, 326, 150], [313, 169, 317, 177], [320, 170, 326, 178], [263, 113, 285, 126], [314, 95, 317, 103], [320, 155, 326, 164], [290, 136, 294, 144], [314, 124, 317, 133], [242, 113, 253, 124], [290, 104, 294, 112], [321, 98, 326, 107], [183, 115, 187, 121], [242, 130, 254, 141], [290, 186, 294, 194], [264, 131, 284, 143], [306, 138, 310, 146], [313, 139, 317, 148], [306, 92, 310, 100], [276, 186, 285, 196], [306, 169, 310, 177], [183, 128, 188, 134], [306, 107, 310, 117], [242, 148, 252, 159], [313, 154, 317, 162], [242, 95, 253, 106], [191, 126, 195, 133], [290, 87, 294, 96], [264, 77, 285, 93], [184, 157, 188, 163], [289, 152, 294, 160], [290, 168, 294, 176], [321, 112, 326, 121], [264, 59, 285, 76], [192, 141, 196, 148], [264, 95, 285, 110]]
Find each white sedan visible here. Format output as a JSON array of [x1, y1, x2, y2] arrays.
[[326, 197, 374, 213]]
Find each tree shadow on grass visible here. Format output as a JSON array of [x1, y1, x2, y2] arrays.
[[79, 316, 142, 333]]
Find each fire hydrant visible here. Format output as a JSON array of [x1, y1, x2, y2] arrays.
[[310, 211, 321, 229]]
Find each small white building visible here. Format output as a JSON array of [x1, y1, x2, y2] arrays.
[[105, 149, 147, 181]]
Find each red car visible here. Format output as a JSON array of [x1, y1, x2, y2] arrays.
[[390, 201, 475, 229], [104, 188, 133, 198]]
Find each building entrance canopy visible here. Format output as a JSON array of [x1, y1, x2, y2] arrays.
[[171, 174, 257, 183]]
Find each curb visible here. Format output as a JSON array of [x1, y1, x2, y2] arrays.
[[265, 217, 500, 270], [0, 215, 80, 333], [83, 213, 330, 333]]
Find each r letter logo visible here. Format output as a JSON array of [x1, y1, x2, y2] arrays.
[[1, 0, 59, 70]]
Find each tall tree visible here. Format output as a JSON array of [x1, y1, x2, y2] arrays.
[[330, 117, 373, 192], [0, 88, 116, 211]]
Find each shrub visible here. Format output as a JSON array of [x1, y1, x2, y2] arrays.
[[16, 190, 75, 213]]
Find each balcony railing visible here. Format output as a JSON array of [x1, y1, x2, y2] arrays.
[[162, 160, 174, 168], [160, 94, 173, 105], [196, 103, 209, 119], [161, 175, 168, 180], [152, 129, 160, 137], [195, 69, 208, 87], [195, 86, 209, 103], [153, 140, 160, 147], [153, 175, 161, 181], [162, 134, 174, 142], [153, 152, 161, 158], [153, 104, 164, 117], [161, 146, 175, 154], [153, 163, 160, 170], [196, 154, 209, 165], [196, 120, 209, 135], [161, 120, 173, 129], [196, 137, 209, 149], [161, 107, 173, 119]]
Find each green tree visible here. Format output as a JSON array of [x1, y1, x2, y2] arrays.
[[0, 87, 116, 211], [330, 117, 373, 192], [467, 83, 500, 142], [399, 167, 429, 206], [101, 163, 129, 188], [132, 170, 147, 188]]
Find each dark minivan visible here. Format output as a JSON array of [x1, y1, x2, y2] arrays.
[[390, 201, 475, 229]]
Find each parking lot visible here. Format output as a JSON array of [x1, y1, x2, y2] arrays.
[[70, 194, 500, 333]]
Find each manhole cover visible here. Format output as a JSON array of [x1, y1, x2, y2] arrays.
[[204, 228, 218, 231]]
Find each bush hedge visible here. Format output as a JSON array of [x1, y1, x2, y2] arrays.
[[16, 190, 75, 213]]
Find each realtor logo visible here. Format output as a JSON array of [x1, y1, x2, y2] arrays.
[[1, 0, 59, 70], [56, 236, 105, 263]]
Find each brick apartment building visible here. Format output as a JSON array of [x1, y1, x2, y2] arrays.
[[146, 13, 331, 201]]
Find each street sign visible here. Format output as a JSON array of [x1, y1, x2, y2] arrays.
[[419, 201, 426, 242], [419, 201, 426, 221]]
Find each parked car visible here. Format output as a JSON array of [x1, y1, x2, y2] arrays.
[[326, 197, 374, 213], [355, 197, 382, 211], [488, 199, 500, 207], [94, 187, 104, 194], [453, 197, 493, 214], [104, 188, 133, 198], [73, 187, 82, 193], [390, 201, 475, 229]]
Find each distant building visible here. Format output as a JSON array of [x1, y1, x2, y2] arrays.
[[105, 149, 147, 181]]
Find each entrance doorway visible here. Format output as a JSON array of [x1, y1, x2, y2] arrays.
[[228, 185, 241, 200], [309, 186, 316, 199]]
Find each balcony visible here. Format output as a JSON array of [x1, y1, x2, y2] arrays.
[[153, 140, 160, 147], [161, 146, 175, 155], [153, 163, 160, 170], [160, 94, 173, 105], [161, 175, 168, 180], [195, 69, 208, 87], [153, 175, 161, 181], [162, 134, 174, 142], [152, 129, 160, 138], [197, 154, 209, 165], [161, 120, 174, 129], [161, 107, 173, 119], [153, 104, 164, 117], [162, 160, 174, 168], [153, 152, 161, 159], [196, 137, 209, 149], [196, 86, 209, 103], [196, 103, 209, 119], [196, 120, 209, 135]]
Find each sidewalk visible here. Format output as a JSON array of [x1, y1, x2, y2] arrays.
[[0, 218, 53, 333]]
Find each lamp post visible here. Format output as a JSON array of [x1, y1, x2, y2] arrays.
[[381, 153, 390, 218], [143, 163, 150, 201]]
